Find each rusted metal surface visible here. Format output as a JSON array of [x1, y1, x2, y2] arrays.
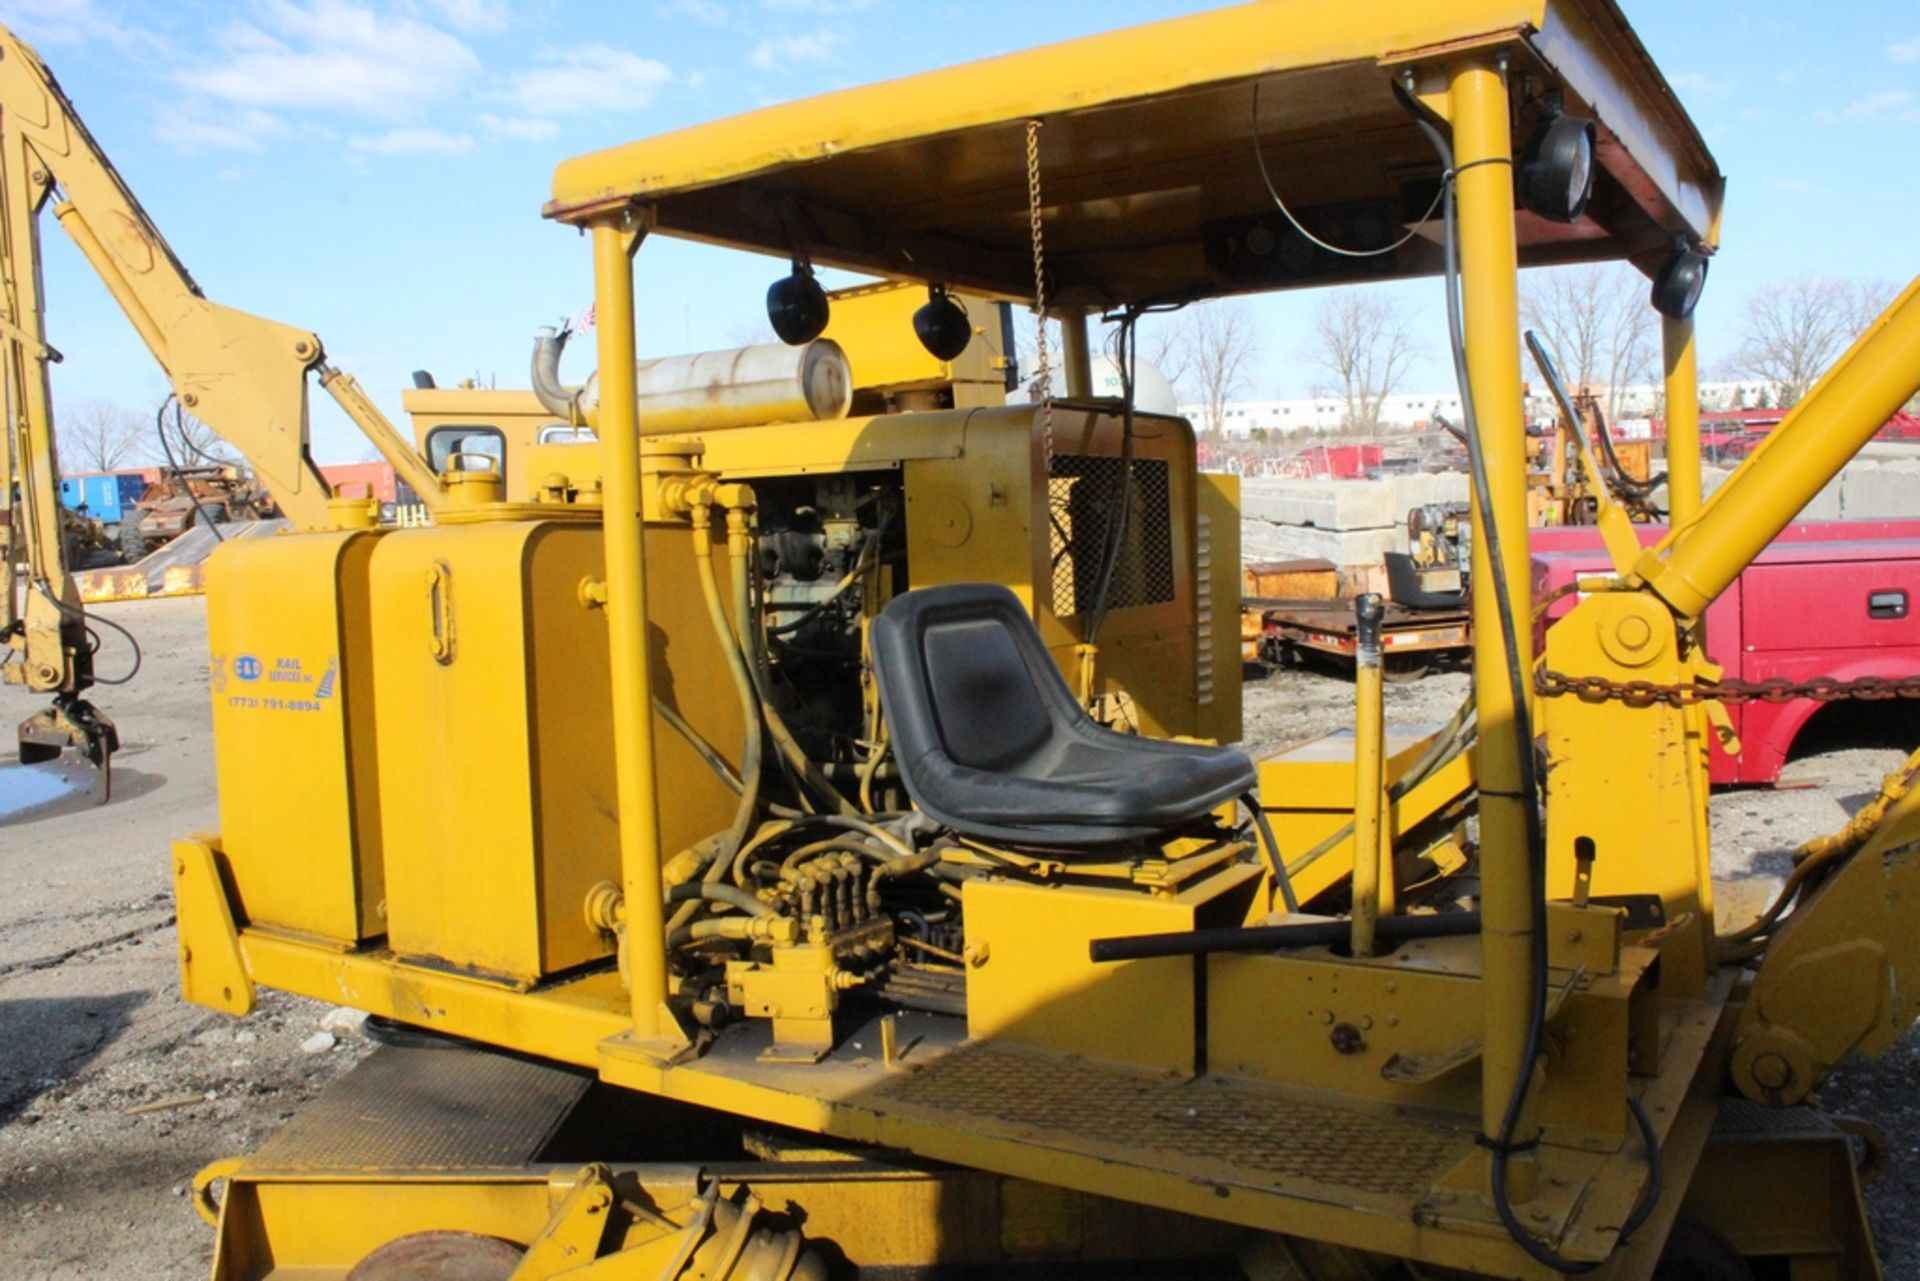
[[344, 1232, 524, 1281]]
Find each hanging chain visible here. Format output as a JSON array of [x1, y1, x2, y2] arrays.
[[1537, 668, 1920, 709], [1025, 119, 1054, 480]]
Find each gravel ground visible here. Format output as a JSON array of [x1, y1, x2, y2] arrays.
[[1, 599, 1914, 1277], [1, 598, 370, 1280]]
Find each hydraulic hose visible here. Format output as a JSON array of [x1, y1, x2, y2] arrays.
[[666, 503, 765, 935], [666, 880, 777, 918], [1394, 76, 1658, 1271], [154, 395, 227, 544], [1083, 308, 1142, 648], [1242, 792, 1300, 913], [1282, 692, 1477, 882]]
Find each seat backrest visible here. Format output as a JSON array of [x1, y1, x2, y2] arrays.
[[871, 583, 1087, 774], [921, 617, 1053, 769]]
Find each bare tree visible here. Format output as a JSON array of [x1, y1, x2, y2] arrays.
[[152, 403, 235, 467], [1178, 301, 1259, 438], [1733, 276, 1898, 408], [58, 399, 147, 472], [1138, 313, 1193, 390], [1520, 264, 1656, 423], [1305, 289, 1420, 433]]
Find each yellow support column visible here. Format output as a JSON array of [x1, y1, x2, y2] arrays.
[[1059, 307, 1094, 398], [1663, 314, 1702, 527], [1449, 57, 1536, 1169], [1350, 595, 1386, 957], [591, 213, 684, 1051]]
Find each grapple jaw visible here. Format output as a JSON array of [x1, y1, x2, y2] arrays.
[[18, 694, 119, 803]]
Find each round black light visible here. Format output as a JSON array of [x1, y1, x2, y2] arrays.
[[1650, 242, 1710, 320], [912, 283, 973, 361], [767, 260, 829, 345], [1516, 108, 1598, 223]]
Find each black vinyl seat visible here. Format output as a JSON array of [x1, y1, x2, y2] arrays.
[[870, 583, 1257, 846]]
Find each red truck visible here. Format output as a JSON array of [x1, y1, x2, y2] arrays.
[[1533, 519, 1920, 785]]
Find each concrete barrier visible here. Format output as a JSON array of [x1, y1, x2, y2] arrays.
[[1840, 459, 1920, 519]]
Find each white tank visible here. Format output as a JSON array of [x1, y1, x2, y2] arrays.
[[1046, 355, 1179, 415], [575, 339, 853, 434]]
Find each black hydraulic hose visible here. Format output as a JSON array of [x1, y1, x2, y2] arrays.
[[1588, 396, 1664, 499], [1083, 307, 1141, 647], [1393, 78, 1660, 1270], [1242, 792, 1300, 913], [1090, 910, 1480, 963], [1523, 332, 1664, 503], [32, 582, 141, 686], [154, 395, 226, 543]]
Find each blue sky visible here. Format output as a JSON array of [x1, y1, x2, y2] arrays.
[[9, 0, 1918, 462]]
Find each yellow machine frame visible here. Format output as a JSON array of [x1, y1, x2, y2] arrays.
[[10, 2, 1919, 1278]]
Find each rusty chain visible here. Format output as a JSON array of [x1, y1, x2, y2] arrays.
[[1537, 668, 1920, 709], [1025, 119, 1054, 478]]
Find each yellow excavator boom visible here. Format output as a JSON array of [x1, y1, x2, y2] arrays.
[[0, 20, 442, 777]]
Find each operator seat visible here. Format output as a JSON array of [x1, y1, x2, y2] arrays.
[[870, 583, 1256, 846]]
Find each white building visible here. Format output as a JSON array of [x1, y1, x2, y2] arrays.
[[1184, 379, 1790, 438]]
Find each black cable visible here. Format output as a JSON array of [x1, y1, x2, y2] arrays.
[[34, 582, 141, 685], [1243, 791, 1300, 913], [1523, 333, 1665, 510], [1393, 78, 1661, 1272], [154, 395, 226, 543], [1082, 306, 1142, 648]]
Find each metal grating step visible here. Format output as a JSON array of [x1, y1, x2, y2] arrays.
[[251, 1044, 591, 1172], [872, 1041, 1471, 1201]]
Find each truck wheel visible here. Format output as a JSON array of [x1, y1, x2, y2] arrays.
[[117, 519, 148, 563], [1383, 654, 1430, 683]]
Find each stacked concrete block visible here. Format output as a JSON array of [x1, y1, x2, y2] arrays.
[[1240, 472, 1472, 586], [1240, 479, 1398, 531], [1840, 460, 1920, 519]]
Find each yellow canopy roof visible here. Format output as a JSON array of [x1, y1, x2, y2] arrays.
[[547, 0, 1722, 307]]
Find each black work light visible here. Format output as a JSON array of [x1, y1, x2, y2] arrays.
[[1650, 240, 1710, 320], [767, 259, 830, 345], [912, 283, 973, 361], [1516, 101, 1598, 223]]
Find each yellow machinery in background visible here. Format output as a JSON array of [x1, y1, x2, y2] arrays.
[[0, 19, 448, 795], [11, 2, 1920, 1277]]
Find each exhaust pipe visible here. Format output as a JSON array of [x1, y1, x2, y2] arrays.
[[526, 330, 854, 436], [531, 325, 583, 421]]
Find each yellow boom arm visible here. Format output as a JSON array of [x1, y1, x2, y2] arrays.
[[1, 20, 441, 774]]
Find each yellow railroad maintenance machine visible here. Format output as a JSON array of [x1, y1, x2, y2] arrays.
[[8, 3, 1920, 1278]]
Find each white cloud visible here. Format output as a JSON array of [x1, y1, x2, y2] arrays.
[[1819, 89, 1919, 123], [1890, 35, 1920, 63], [153, 104, 284, 153], [351, 127, 475, 155], [6, 0, 162, 52], [659, 0, 730, 21], [761, 0, 874, 11], [478, 112, 560, 141], [1668, 70, 1735, 101], [178, 0, 481, 121], [415, 0, 512, 33], [501, 45, 674, 116], [747, 31, 844, 71]]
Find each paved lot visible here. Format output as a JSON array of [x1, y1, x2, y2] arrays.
[[1, 597, 1914, 1277]]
